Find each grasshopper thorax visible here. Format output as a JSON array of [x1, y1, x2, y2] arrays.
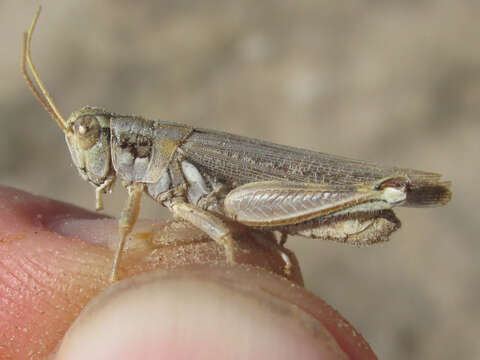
[[65, 106, 116, 190]]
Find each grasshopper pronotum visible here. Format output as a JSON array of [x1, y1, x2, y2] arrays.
[[22, 7, 451, 282]]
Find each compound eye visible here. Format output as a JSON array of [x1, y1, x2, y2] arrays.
[[74, 115, 100, 150]]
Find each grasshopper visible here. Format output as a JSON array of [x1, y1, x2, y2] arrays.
[[22, 8, 451, 282]]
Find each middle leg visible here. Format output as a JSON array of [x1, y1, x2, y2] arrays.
[[170, 201, 236, 264]]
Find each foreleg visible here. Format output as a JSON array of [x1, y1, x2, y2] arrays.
[[110, 182, 144, 282]]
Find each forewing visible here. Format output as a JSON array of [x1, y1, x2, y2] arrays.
[[181, 129, 451, 206]]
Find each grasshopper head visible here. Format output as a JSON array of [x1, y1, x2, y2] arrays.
[[64, 107, 116, 190], [21, 7, 116, 201]]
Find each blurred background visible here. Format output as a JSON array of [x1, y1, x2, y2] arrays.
[[1, 1, 479, 358]]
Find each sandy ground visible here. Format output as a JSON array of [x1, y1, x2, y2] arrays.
[[1, 1, 478, 359]]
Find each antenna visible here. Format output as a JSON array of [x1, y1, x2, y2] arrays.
[[21, 6, 68, 132]]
